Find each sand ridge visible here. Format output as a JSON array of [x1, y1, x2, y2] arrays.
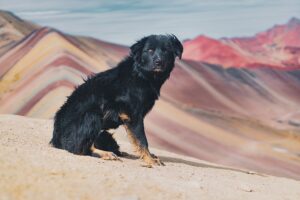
[[0, 114, 299, 200]]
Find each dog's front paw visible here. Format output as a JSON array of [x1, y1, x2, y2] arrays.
[[140, 153, 165, 167], [101, 151, 122, 161]]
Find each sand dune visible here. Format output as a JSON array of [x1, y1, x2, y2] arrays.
[[0, 115, 299, 200]]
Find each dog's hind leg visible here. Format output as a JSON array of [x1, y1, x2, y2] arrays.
[[90, 143, 121, 161], [94, 130, 121, 156], [62, 110, 102, 155]]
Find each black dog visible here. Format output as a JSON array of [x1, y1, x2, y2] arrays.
[[50, 34, 183, 166]]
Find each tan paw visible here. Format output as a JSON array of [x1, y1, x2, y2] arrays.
[[101, 152, 122, 161], [141, 154, 165, 167]]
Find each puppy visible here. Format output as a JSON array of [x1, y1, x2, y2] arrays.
[[50, 34, 183, 166]]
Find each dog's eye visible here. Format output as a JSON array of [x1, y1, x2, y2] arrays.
[[148, 49, 154, 54]]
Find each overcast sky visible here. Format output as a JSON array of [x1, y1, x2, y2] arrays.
[[1, 0, 300, 45]]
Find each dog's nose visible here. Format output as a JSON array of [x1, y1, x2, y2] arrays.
[[155, 59, 162, 66]]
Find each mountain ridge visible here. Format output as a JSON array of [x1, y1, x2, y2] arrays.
[[183, 18, 300, 69]]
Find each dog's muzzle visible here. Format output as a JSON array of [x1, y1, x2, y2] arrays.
[[153, 59, 163, 72]]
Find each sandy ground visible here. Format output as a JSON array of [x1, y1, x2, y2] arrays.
[[0, 115, 300, 200]]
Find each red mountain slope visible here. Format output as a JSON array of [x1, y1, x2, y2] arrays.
[[183, 18, 300, 69]]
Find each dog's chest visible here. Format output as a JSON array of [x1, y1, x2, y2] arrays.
[[100, 86, 156, 128], [118, 86, 157, 116], [129, 86, 157, 111]]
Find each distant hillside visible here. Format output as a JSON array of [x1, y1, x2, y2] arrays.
[[0, 10, 39, 56], [183, 18, 300, 69]]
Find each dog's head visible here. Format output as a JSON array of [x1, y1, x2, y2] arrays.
[[130, 34, 183, 75]]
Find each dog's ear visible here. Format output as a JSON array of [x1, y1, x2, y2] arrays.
[[169, 34, 183, 59], [130, 36, 148, 62]]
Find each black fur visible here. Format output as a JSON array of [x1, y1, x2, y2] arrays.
[[94, 131, 121, 156], [50, 34, 183, 157]]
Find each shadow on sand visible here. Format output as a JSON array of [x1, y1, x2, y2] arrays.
[[120, 151, 266, 177]]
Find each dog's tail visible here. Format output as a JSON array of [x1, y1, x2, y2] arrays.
[[93, 130, 121, 156]]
